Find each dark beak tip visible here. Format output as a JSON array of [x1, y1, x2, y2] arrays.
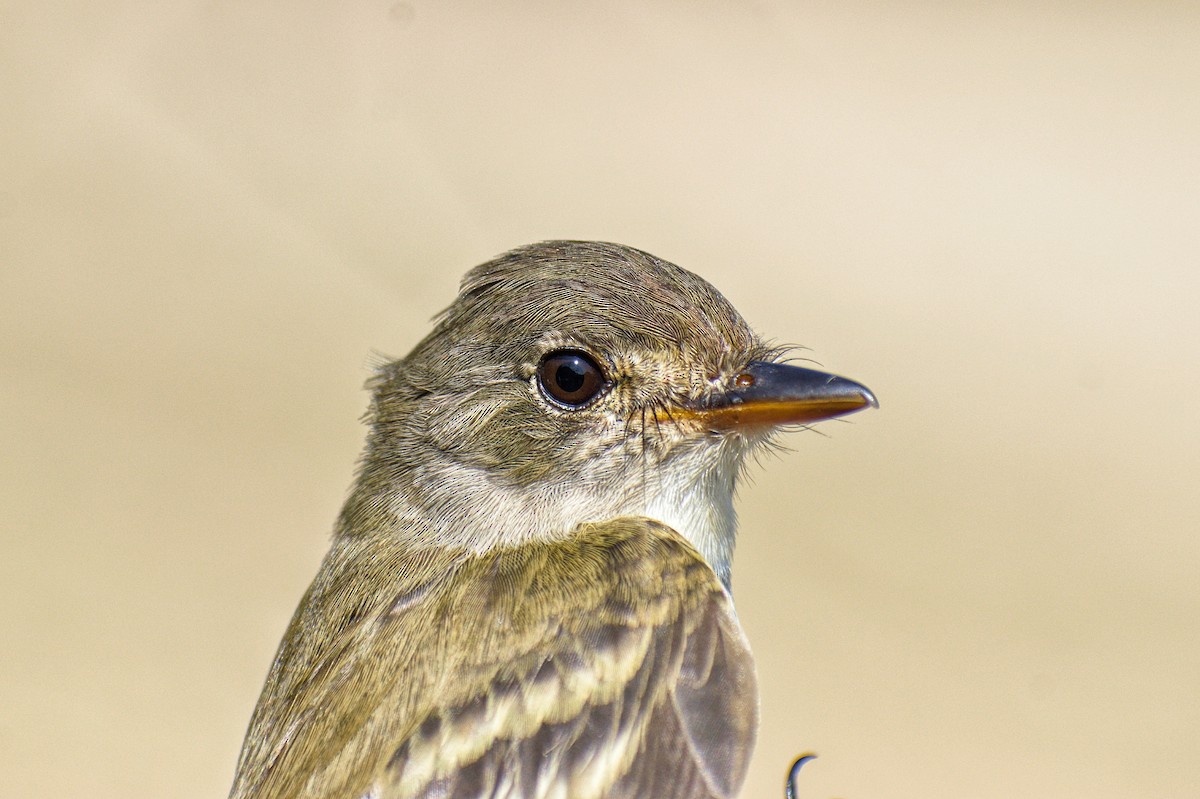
[[814, 372, 878, 413], [855, 384, 880, 410]]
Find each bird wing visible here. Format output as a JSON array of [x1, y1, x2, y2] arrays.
[[229, 517, 758, 799]]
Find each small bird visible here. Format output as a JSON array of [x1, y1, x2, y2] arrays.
[[229, 241, 875, 799]]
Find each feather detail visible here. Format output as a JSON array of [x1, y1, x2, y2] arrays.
[[230, 518, 757, 799]]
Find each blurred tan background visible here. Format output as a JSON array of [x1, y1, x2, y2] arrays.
[[2, 3, 1197, 798]]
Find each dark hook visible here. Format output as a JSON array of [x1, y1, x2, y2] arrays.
[[785, 753, 817, 799]]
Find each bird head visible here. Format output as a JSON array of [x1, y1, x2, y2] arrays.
[[344, 241, 875, 585]]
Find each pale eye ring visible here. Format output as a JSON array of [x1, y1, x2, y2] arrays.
[[537, 350, 606, 407]]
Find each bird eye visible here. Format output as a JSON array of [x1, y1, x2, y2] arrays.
[[537, 350, 606, 407]]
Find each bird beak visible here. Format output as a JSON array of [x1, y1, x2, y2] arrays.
[[684, 361, 878, 431]]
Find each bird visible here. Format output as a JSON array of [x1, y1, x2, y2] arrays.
[[228, 240, 876, 799]]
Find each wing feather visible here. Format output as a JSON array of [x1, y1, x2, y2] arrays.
[[230, 518, 757, 799]]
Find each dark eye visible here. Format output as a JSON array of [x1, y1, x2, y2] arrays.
[[537, 350, 606, 407]]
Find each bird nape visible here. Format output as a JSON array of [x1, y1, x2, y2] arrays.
[[229, 241, 876, 799]]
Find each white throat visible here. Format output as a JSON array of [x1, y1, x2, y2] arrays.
[[377, 435, 748, 591], [640, 439, 744, 589]]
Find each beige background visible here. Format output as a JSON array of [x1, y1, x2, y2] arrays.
[[2, 3, 1197, 798]]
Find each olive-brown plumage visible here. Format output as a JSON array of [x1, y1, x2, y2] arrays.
[[229, 241, 875, 799], [232, 520, 755, 799]]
